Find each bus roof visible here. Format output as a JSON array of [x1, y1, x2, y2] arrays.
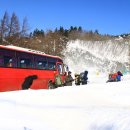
[[0, 45, 61, 59]]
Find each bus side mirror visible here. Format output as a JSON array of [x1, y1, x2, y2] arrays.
[[64, 64, 69, 72], [66, 66, 69, 72]]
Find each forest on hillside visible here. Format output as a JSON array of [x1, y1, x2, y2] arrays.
[[0, 11, 130, 58]]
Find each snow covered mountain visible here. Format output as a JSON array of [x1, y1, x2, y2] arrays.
[[63, 40, 129, 74]]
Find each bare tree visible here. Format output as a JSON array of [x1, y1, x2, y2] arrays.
[[21, 17, 29, 37], [8, 12, 20, 37], [0, 11, 9, 43]]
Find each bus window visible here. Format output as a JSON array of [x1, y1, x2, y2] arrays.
[[0, 48, 16, 67], [36, 61, 47, 70], [19, 58, 32, 68], [4, 56, 13, 67], [17, 52, 33, 69], [47, 57, 57, 70], [0, 55, 3, 66], [36, 61, 43, 69], [48, 62, 56, 70], [34, 55, 47, 70]]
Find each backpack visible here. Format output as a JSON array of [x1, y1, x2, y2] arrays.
[[75, 74, 80, 85], [111, 73, 118, 80], [55, 75, 63, 87], [80, 71, 88, 81], [80, 72, 84, 80]]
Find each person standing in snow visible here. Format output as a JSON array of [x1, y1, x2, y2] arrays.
[[65, 71, 74, 86], [80, 70, 88, 85], [74, 73, 81, 85]]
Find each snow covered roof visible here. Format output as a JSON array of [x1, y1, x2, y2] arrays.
[[3, 45, 45, 54], [0, 45, 61, 59]]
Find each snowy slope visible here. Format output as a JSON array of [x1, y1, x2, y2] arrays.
[[62, 40, 129, 74]]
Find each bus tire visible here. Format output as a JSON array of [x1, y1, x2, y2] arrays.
[[22, 75, 37, 90], [48, 82, 55, 89]]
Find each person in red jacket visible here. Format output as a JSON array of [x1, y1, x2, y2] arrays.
[[106, 71, 123, 83]]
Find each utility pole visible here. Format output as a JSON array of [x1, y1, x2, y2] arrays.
[[53, 40, 55, 55]]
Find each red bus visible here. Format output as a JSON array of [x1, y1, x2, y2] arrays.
[[0, 45, 68, 92]]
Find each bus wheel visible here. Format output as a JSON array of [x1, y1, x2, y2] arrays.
[[48, 82, 55, 89]]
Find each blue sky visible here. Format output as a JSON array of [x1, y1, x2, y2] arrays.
[[0, 0, 130, 35]]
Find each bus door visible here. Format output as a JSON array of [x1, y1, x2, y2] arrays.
[[56, 62, 66, 84]]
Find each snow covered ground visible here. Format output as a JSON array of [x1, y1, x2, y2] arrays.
[[0, 74, 130, 130], [0, 40, 130, 130]]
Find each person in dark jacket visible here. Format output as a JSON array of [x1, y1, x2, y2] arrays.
[[116, 71, 123, 81], [80, 71, 88, 85], [65, 71, 74, 86]]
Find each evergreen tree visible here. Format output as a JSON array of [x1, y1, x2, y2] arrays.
[[73, 26, 77, 31], [55, 27, 58, 32], [64, 29, 69, 37], [95, 29, 99, 35], [78, 26, 82, 32], [33, 28, 39, 36], [59, 26, 64, 34], [33, 28, 44, 37], [70, 26, 74, 32], [40, 29, 45, 37]]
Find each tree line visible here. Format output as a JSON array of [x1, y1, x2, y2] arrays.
[[0, 11, 129, 57]]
